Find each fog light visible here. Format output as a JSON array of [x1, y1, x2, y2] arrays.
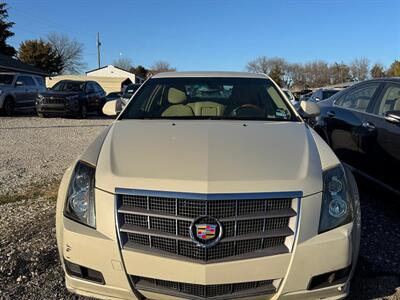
[[64, 259, 105, 284], [308, 266, 351, 290]]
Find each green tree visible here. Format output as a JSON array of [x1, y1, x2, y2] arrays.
[[0, 2, 16, 57], [370, 63, 385, 78], [18, 39, 63, 74], [387, 60, 400, 77], [130, 65, 149, 79]]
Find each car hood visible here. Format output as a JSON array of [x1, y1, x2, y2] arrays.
[[95, 120, 326, 196], [39, 91, 81, 98]]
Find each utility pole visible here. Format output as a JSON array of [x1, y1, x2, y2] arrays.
[[96, 32, 101, 69]]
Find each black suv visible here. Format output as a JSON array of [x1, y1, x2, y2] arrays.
[[36, 80, 106, 118]]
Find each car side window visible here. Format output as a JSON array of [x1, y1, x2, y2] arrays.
[[336, 83, 380, 112], [377, 84, 400, 116], [86, 82, 95, 93], [21, 76, 36, 86], [16, 76, 36, 86], [94, 83, 103, 93], [34, 76, 45, 87]]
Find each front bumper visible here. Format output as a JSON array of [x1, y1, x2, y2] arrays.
[[57, 187, 356, 300], [36, 100, 80, 115]]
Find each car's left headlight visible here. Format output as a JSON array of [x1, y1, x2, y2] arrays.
[[319, 164, 353, 233], [64, 161, 96, 228]]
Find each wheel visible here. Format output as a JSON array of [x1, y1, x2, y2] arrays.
[[37, 112, 47, 118], [78, 104, 88, 119], [2, 97, 15, 116], [97, 107, 105, 116]]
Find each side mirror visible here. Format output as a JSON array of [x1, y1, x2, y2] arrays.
[[314, 97, 321, 102], [384, 110, 400, 124], [15, 81, 24, 87], [300, 100, 320, 118], [102, 100, 121, 117]]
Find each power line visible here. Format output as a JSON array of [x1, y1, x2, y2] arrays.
[[9, 6, 94, 40]]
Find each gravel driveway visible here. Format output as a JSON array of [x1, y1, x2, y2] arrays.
[[0, 115, 399, 299]]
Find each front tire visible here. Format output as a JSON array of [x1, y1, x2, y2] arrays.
[[78, 104, 87, 119], [2, 97, 15, 116], [37, 112, 48, 118]]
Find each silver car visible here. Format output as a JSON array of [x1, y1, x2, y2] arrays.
[[0, 72, 46, 116]]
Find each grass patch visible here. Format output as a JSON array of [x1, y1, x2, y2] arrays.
[[0, 181, 60, 205]]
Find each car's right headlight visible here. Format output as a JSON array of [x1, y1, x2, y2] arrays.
[[318, 164, 353, 233], [64, 161, 96, 228]]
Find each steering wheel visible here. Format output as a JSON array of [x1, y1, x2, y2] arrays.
[[231, 104, 264, 117]]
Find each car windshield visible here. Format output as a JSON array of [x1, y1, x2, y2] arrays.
[[52, 81, 84, 92], [322, 90, 339, 99], [0, 74, 14, 85], [120, 77, 297, 121]]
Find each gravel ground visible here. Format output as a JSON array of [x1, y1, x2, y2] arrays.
[[0, 114, 399, 300], [0, 114, 111, 195]]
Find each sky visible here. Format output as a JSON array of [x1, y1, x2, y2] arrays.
[[6, 0, 400, 72]]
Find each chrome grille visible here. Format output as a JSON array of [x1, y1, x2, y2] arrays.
[[43, 97, 65, 104], [132, 275, 277, 299], [117, 191, 299, 263]]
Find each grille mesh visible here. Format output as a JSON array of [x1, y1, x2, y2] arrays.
[[119, 194, 297, 262], [132, 275, 276, 299]]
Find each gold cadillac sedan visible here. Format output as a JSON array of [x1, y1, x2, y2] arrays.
[[56, 72, 361, 300]]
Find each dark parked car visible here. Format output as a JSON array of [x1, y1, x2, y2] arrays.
[[36, 80, 106, 118], [106, 91, 121, 101], [308, 88, 341, 102], [314, 78, 400, 195]]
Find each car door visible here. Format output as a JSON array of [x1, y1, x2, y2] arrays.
[[94, 82, 106, 109], [357, 82, 400, 193], [25, 75, 39, 106], [85, 82, 97, 111], [13, 76, 31, 107], [323, 82, 382, 171]]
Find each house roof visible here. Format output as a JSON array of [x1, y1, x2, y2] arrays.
[[0, 53, 48, 76], [86, 64, 144, 79]]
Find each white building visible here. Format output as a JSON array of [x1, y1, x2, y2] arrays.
[[86, 65, 144, 84]]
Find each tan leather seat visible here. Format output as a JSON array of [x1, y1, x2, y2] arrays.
[[162, 87, 194, 117], [188, 101, 225, 116]]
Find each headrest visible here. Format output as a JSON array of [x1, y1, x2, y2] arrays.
[[394, 98, 400, 111], [168, 87, 186, 104]]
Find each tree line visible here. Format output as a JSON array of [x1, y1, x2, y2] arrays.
[[246, 56, 400, 90], [0, 3, 175, 76]]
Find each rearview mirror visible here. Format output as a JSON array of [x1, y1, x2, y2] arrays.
[[300, 100, 320, 118], [102, 100, 121, 117], [384, 110, 400, 124]]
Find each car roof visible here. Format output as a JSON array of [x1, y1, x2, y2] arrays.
[[0, 72, 38, 76], [152, 71, 268, 79], [361, 77, 400, 83]]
